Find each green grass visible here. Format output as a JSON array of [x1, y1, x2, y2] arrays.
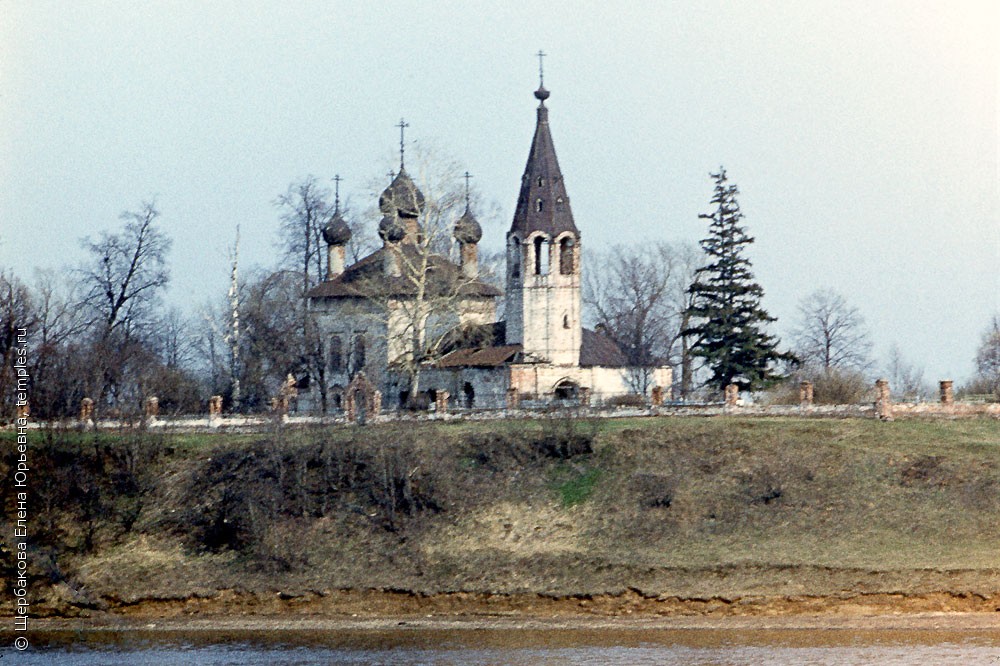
[[552, 466, 603, 507]]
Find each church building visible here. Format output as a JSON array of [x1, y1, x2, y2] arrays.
[[306, 76, 671, 412]]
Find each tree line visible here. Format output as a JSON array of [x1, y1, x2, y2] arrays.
[[2, 168, 997, 419]]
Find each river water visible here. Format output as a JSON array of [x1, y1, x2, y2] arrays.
[[4, 628, 1000, 665]]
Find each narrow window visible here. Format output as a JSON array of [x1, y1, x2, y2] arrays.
[[534, 236, 550, 275], [537, 176, 545, 187], [562, 314, 570, 329], [556, 197, 564, 212], [351, 334, 366, 372], [535, 198, 544, 212], [559, 237, 575, 274], [329, 335, 343, 372]]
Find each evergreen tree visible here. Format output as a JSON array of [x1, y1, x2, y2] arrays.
[[683, 168, 793, 393]]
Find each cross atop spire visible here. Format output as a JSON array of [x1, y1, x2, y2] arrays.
[[463, 171, 473, 209], [332, 174, 342, 213], [396, 118, 410, 169], [534, 50, 551, 104]]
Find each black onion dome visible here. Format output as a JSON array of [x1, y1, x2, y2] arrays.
[[534, 85, 550, 102], [454, 207, 482, 244], [322, 213, 352, 246], [377, 214, 405, 242], [378, 168, 425, 218]]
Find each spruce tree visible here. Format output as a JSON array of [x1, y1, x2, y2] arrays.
[[683, 168, 792, 393]]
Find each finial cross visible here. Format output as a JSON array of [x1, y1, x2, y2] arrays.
[[536, 49, 546, 87], [463, 171, 473, 208], [396, 118, 410, 169], [332, 174, 342, 213]]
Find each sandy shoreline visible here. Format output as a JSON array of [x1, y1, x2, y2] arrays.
[[13, 611, 1000, 633]]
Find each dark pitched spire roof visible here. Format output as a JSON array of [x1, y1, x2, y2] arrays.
[[510, 87, 578, 237]]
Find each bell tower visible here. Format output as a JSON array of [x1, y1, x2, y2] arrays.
[[505, 53, 582, 366]]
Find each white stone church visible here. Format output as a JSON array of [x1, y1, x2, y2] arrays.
[[305, 80, 671, 412]]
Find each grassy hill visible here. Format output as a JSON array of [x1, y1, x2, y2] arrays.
[[3, 416, 1000, 616]]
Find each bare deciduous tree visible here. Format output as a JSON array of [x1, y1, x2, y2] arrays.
[[792, 288, 873, 373], [0, 272, 35, 417], [972, 314, 1000, 397], [77, 201, 172, 409], [275, 177, 333, 296], [584, 241, 700, 395], [884, 343, 927, 402], [80, 202, 171, 338]]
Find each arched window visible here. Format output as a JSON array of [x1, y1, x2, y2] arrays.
[[535, 198, 544, 212], [537, 176, 545, 187], [534, 236, 550, 275], [351, 334, 366, 373], [329, 335, 343, 372], [562, 314, 570, 329], [559, 237, 575, 274]]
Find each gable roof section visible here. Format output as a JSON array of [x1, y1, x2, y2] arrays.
[[579, 327, 628, 367]]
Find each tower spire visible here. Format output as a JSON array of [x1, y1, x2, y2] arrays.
[[396, 118, 409, 170]]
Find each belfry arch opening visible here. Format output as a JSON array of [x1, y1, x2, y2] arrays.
[[533, 236, 550, 275], [559, 237, 575, 274]]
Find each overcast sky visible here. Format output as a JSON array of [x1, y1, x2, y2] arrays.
[[2, 1, 997, 384]]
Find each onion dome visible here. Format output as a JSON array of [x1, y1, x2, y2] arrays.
[[377, 214, 406, 243], [454, 207, 482, 244], [379, 169, 425, 218], [534, 85, 550, 102], [322, 213, 352, 246]]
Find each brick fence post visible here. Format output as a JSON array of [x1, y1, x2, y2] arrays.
[[939, 380, 954, 406], [80, 397, 94, 425], [208, 395, 223, 426], [799, 381, 814, 409], [650, 386, 664, 407], [875, 379, 893, 421], [144, 396, 159, 422], [724, 384, 739, 408], [506, 387, 520, 411], [435, 391, 450, 414]]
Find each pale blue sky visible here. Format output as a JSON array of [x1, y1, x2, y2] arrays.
[[2, 1, 997, 383]]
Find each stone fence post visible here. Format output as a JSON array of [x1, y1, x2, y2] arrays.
[[16, 401, 29, 421], [579, 387, 591, 407], [875, 379, 893, 421], [939, 380, 954, 406], [650, 386, 664, 407]]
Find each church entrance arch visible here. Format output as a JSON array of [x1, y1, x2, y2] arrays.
[[553, 378, 580, 401]]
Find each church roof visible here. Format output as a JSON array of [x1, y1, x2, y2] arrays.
[[579, 327, 628, 367], [307, 246, 501, 299], [434, 321, 628, 369], [509, 86, 578, 238]]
